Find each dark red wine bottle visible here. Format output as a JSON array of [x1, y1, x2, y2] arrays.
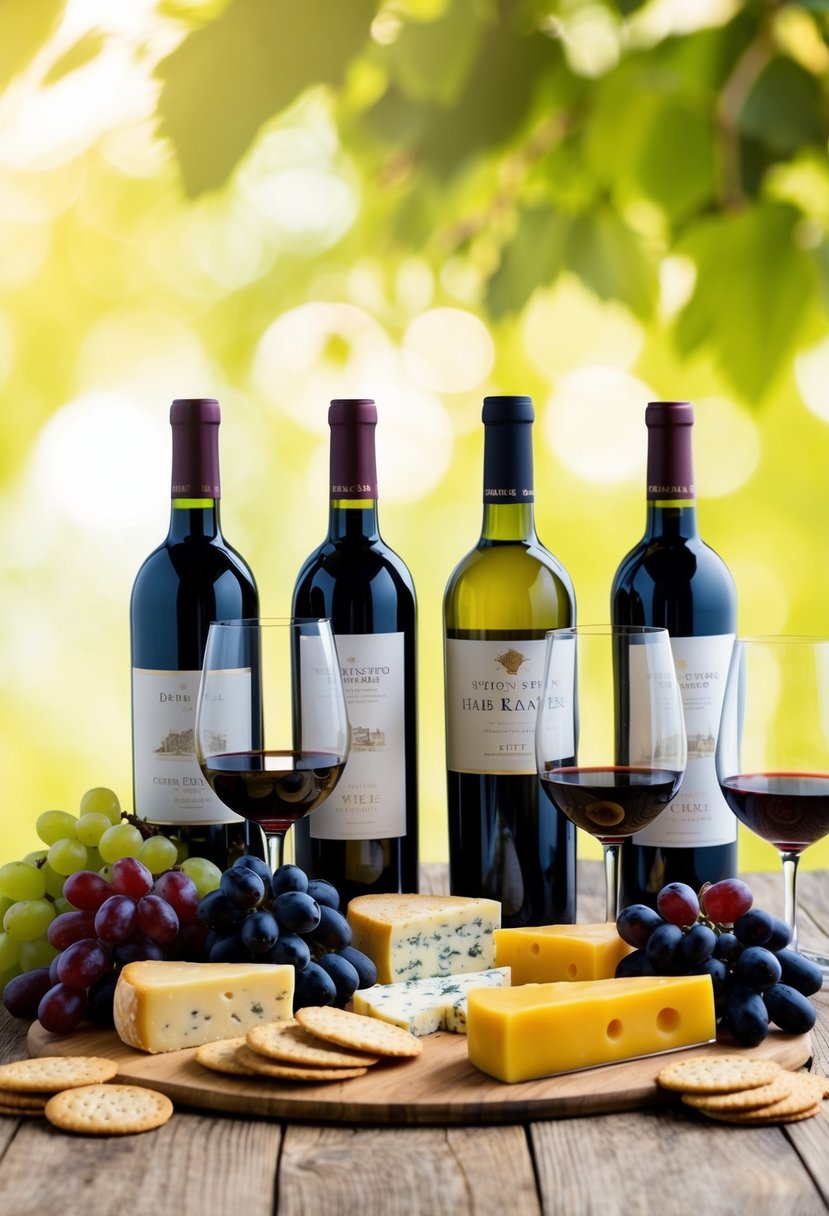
[[130, 398, 263, 869], [443, 396, 576, 926], [612, 401, 738, 908], [291, 399, 418, 902]]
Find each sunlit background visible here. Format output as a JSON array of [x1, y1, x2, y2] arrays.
[[2, 0, 829, 876]]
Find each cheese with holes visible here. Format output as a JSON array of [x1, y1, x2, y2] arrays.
[[467, 975, 716, 1082], [353, 967, 511, 1035], [347, 893, 500, 984], [494, 923, 633, 985], [113, 960, 294, 1053]]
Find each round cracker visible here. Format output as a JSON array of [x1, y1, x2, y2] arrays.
[[233, 1048, 368, 1083], [45, 1084, 173, 1136], [296, 1006, 423, 1058], [0, 1102, 44, 1118], [194, 1038, 261, 1077], [0, 1090, 49, 1111], [0, 1056, 118, 1093], [700, 1103, 822, 1126], [246, 1021, 379, 1068], [656, 1055, 780, 1094]]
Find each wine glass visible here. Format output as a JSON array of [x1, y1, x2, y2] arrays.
[[716, 636, 829, 971], [195, 617, 350, 875], [536, 625, 687, 922]]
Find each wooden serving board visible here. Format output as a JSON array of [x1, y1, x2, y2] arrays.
[[27, 1022, 812, 1126]]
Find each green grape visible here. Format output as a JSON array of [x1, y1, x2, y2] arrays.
[[138, 835, 178, 875], [181, 856, 222, 898], [4, 898, 56, 941], [36, 810, 78, 845], [23, 850, 47, 866], [47, 838, 89, 876], [79, 786, 122, 825], [53, 896, 74, 915], [20, 934, 59, 970], [40, 862, 67, 899], [0, 896, 13, 922], [0, 861, 47, 901], [98, 823, 143, 863], [171, 836, 189, 864], [75, 812, 112, 847], [0, 931, 22, 971]]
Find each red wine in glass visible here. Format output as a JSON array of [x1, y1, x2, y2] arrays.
[[201, 750, 348, 836], [541, 765, 684, 843], [720, 772, 829, 852]]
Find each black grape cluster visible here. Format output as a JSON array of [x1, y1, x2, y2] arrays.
[[615, 878, 822, 1047], [196, 858, 377, 1012]]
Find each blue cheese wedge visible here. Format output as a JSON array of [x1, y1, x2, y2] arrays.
[[113, 960, 294, 1053], [353, 967, 511, 1035], [347, 894, 501, 984]]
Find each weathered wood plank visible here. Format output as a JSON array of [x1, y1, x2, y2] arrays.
[[278, 1123, 540, 1216]]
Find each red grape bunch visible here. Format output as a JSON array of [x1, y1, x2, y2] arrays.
[[616, 878, 823, 1046]]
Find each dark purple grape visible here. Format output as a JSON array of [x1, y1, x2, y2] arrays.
[[293, 960, 337, 1010], [2, 968, 53, 1019], [47, 910, 97, 951], [723, 984, 769, 1047], [274, 891, 321, 935], [733, 945, 782, 992], [271, 864, 309, 898], [37, 983, 87, 1033], [208, 932, 251, 964], [645, 922, 684, 972], [765, 916, 793, 952], [113, 933, 165, 966], [733, 908, 774, 947], [656, 882, 699, 928], [317, 952, 360, 1005], [240, 909, 280, 955], [337, 945, 377, 989], [306, 879, 340, 910], [689, 957, 729, 1006], [220, 866, 265, 910], [614, 950, 655, 978], [681, 923, 717, 965], [713, 932, 742, 965], [197, 889, 244, 931], [308, 905, 352, 951], [261, 933, 311, 971], [94, 894, 139, 945], [86, 972, 118, 1025], [763, 983, 817, 1034], [153, 870, 199, 923], [232, 854, 274, 887], [616, 904, 663, 949], [56, 939, 111, 988], [776, 949, 824, 997]]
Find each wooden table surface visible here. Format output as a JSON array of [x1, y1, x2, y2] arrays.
[[1, 860, 829, 1216]]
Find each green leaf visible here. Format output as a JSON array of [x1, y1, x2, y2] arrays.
[[632, 102, 717, 227], [156, 0, 378, 195], [385, 0, 489, 107], [486, 204, 569, 318], [0, 0, 66, 90], [675, 203, 816, 400], [43, 30, 106, 87], [565, 206, 658, 320], [739, 55, 826, 158]]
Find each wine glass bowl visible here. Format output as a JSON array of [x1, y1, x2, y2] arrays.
[[536, 625, 687, 921], [716, 635, 829, 968], [195, 617, 350, 874]]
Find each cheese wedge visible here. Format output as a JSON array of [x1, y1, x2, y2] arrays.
[[347, 893, 501, 984], [353, 967, 511, 1036], [466, 975, 716, 1082], [494, 923, 633, 984], [113, 960, 294, 1053]]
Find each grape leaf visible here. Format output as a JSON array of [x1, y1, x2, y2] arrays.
[[739, 56, 826, 158], [675, 203, 816, 400], [565, 207, 658, 321], [0, 0, 66, 90], [486, 204, 570, 318], [156, 0, 377, 195], [384, 0, 488, 107]]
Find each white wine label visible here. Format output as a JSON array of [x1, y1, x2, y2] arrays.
[[132, 667, 252, 825], [633, 634, 737, 848], [304, 633, 407, 840], [446, 637, 550, 775], [627, 642, 687, 772]]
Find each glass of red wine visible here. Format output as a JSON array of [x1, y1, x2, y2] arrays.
[[536, 625, 687, 922], [717, 636, 829, 971], [195, 617, 350, 874]]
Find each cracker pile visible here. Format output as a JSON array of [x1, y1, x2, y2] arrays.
[[196, 1006, 422, 1085], [657, 1055, 829, 1125]]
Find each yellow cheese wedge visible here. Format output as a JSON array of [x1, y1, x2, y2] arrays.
[[494, 923, 633, 984], [466, 975, 716, 1082], [113, 960, 294, 1053], [347, 893, 500, 984]]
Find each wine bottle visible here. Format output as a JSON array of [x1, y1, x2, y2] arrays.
[[444, 395, 576, 926], [291, 398, 418, 901], [612, 400, 738, 908], [130, 397, 263, 868]]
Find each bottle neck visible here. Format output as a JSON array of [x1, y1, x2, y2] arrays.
[[167, 498, 221, 542], [328, 416, 380, 542], [480, 419, 537, 542], [328, 499, 380, 542], [644, 415, 698, 539], [168, 410, 222, 542]]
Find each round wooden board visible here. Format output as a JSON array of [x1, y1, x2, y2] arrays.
[[26, 1022, 813, 1126]]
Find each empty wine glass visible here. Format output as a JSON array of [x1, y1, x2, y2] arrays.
[[717, 635, 829, 972], [195, 617, 351, 874], [536, 625, 687, 922]]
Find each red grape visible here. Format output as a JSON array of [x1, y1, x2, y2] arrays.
[[2, 968, 53, 1019], [62, 871, 114, 912], [47, 910, 97, 951], [153, 870, 199, 922], [56, 938, 111, 988], [111, 857, 154, 900], [700, 878, 753, 925], [656, 882, 700, 927], [94, 894, 138, 944], [137, 894, 179, 943], [37, 983, 87, 1033]]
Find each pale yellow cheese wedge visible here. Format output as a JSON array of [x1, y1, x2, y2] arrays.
[[466, 975, 716, 1083], [494, 922, 633, 984], [113, 960, 294, 1053]]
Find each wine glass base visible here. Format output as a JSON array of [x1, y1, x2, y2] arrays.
[[798, 947, 829, 978]]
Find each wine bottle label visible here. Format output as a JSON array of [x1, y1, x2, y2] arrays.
[[302, 632, 407, 840], [132, 667, 252, 825], [631, 634, 737, 848], [446, 638, 550, 775]]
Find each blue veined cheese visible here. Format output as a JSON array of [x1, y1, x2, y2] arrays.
[[113, 960, 295, 1053], [353, 967, 512, 1035], [347, 894, 501, 983]]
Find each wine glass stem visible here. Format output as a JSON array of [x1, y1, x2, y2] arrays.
[[780, 849, 801, 948], [601, 842, 620, 923], [265, 830, 286, 875]]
